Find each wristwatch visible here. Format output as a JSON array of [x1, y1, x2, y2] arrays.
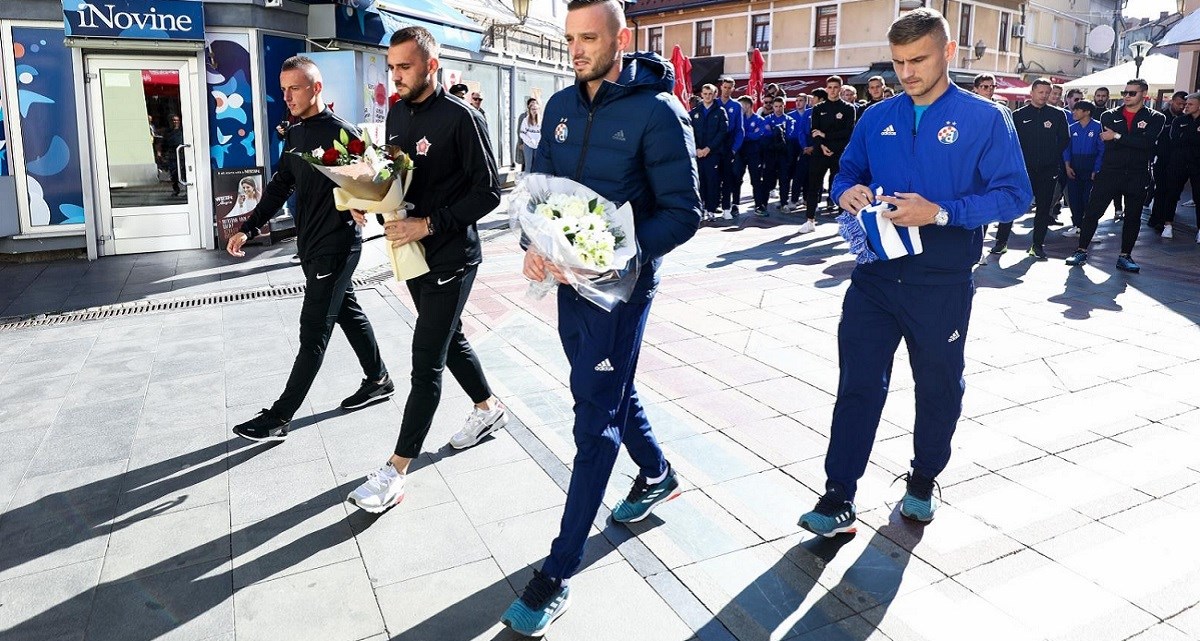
[[1113, 132, 1122, 140], [425, 217, 435, 237], [934, 207, 949, 226]]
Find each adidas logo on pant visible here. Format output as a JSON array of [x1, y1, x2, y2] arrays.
[[593, 358, 614, 372], [947, 330, 960, 343]]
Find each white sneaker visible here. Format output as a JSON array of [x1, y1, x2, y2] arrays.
[[1196, 230, 1200, 244], [721, 208, 733, 220], [347, 461, 405, 513], [1061, 226, 1079, 237], [797, 220, 816, 234], [1182, 199, 1195, 207], [1162, 225, 1173, 239], [1114, 209, 1124, 220], [449, 402, 509, 450]]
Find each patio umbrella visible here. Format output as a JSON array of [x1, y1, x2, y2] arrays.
[[670, 45, 692, 108], [747, 48, 765, 110]]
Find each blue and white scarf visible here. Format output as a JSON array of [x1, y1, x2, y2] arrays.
[[837, 186, 924, 264]]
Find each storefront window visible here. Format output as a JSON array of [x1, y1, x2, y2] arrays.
[[514, 69, 559, 164], [10, 27, 86, 227]]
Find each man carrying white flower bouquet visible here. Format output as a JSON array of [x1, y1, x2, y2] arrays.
[[226, 56, 392, 442], [499, 0, 702, 636], [345, 26, 509, 514]]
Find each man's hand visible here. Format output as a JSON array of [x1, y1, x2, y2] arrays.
[[821, 145, 833, 157], [811, 129, 824, 139], [227, 232, 249, 257], [1064, 164, 1076, 180], [384, 217, 430, 246], [1091, 171, 1097, 180], [350, 209, 368, 226], [522, 249, 568, 284], [878, 192, 940, 227], [838, 184, 876, 215], [697, 148, 709, 158], [1100, 127, 1118, 142], [803, 146, 813, 155]]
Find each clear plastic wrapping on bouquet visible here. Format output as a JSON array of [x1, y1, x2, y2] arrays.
[[510, 173, 640, 312]]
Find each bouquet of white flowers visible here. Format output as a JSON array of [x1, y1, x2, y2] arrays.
[[511, 174, 639, 311], [297, 128, 428, 281], [836, 186, 923, 264]]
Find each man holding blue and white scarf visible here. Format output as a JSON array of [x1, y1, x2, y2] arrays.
[[798, 8, 1031, 537]]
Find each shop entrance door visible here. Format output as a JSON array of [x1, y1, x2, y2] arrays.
[[85, 56, 203, 255]]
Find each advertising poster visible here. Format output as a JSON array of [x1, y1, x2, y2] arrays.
[[213, 166, 267, 245], [205, 32, 257, 170], [362, 51, 388, 125]]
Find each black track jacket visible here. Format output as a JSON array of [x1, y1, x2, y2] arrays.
[[239, 109, 362, 260], [386, 86, 501, 273]]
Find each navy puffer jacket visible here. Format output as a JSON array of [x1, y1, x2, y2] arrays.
[[533, 52, 702, 299]]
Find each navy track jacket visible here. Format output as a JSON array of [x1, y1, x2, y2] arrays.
[[533, 52, 702, 299], [833, 84, 1033, 283]]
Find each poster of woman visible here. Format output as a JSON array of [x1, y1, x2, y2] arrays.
[[214, 167, 267, 245]]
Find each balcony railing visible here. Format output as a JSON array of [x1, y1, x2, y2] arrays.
[[484, 25, 569, 65]]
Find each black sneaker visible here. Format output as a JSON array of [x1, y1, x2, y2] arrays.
[[989, 243, 1008, 255], [1027, 245, 1047, 261], [1065, 249, 1088, 266], [341, 375, 395, 410], [233, 409, 289, 442]]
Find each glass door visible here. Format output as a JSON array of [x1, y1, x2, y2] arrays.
[[86, 56, 203, 255]]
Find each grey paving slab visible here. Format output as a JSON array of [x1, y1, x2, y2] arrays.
[[100, 500, 231, 583], [663, 430, 773, 488], [375, 558, 521, 641], [86, 559, 235, 641], [444, 457, 565, 526], [231, 503, 358, 589], [544, 560, 694, 641], [475, 504, 621, 578], [0, 557, 102, 641], [233, 558, 384, 641], [353, 499, 491, 587], [228, 457, 338, 526], [624, 488, 761, 570]]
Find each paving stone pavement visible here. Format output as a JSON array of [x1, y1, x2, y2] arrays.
[[1, 196, 1200, 641]]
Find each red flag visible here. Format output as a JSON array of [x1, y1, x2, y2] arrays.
[[747, 48, 765, 111], [670, 45, 692, 108]]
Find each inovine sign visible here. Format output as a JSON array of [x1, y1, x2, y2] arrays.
[[63, 0, 205, 41]]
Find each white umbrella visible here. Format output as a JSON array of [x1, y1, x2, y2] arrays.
[[1062, 53, 1179, 95]]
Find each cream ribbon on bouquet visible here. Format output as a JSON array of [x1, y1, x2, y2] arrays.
[[304, 141, 429, 281]]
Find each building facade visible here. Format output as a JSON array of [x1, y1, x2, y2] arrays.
[[0, 0, 570, 259], [626, 0, 1114, 95]]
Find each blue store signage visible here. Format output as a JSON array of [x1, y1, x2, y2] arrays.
[[62, 0, 205, 41]]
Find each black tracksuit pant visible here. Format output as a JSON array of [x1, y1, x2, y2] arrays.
[[995, 166, 1059, 250], [806, 151, 841, 219], [393, 265, 493, 458], [271, 251, 388, 420], [1079, 170, 1151, 256]]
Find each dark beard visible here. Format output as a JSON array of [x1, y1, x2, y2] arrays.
[[574, 48, 618, 84], [397, 75, 430, 102]]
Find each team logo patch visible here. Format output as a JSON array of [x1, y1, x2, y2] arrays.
[[415, 136, 432, 156], [1043, 120, 1052, 128], [1137, 120, 1148, 129], [555, 119, 569, 143], [835, 112, 844, 120], [1088, 131, 1095, 137], [937, 124, 959, 144]]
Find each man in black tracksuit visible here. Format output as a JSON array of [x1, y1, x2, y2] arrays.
[[993, 79, 1069, 259], [1148, 93, 1200, 238], [227, 56, 391, 442], [804, 75, 856, 224], [1066, 79, 1166, 273], [345, 26, 507, 514]]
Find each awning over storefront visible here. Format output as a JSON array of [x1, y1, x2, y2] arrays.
[[308, 0, 484, 53], [1062, 54, 1179, 95], [993, 74, 1032, 100], [1159, 10, 1200, 47], [733, 72, 867, 97]]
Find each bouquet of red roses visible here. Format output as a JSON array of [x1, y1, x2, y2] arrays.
[[296, 129, 427, 280]]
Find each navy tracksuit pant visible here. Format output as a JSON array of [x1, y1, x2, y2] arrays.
[[542, 288, 667, 581], [719, 143, 739, 210], [698, 153, 722, 213], [735, 141, 766, 210], [824, 274, 974, 499], [1065, 154, 1097, 228]]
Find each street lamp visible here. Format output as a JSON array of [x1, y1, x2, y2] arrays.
[[1129, 40, 1153, 77], [512, 0, 531, 23], [973, 40, 987, 60]]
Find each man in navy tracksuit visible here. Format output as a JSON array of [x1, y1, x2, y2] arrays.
[[991, 79, 1069, 260], [763, 96, 795, 213], [501, 0, 701, 635], [1062, 100, 1104, 233], [690, 83, 729, 219], [787, 97, 812, 214], [717, 76, 746, 216], [734, 96, 771, 215], [798, 8, 1031, 537]]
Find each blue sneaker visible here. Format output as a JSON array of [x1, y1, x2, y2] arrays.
[[501, 570, 570, 637], [898, 472, 940, 522], [1116, 254, 1141, 273], [612, 464, 681, 523], [798, 487, 857, 537]]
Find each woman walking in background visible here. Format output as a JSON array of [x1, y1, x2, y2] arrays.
[[518, 97, 541, 172]]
